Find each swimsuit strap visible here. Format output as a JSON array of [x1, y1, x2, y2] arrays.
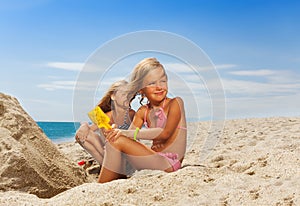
[[113, 109, 130, 130], [122, 109, 128, 125], [143, 105, 149, 128], [118, 110, 129, 129]]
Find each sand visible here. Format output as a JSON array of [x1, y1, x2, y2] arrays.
[[0, 116, 299, 205], [0, 93, 88, 198]]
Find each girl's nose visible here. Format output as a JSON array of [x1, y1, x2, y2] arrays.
[[155, 82, 162, 88]]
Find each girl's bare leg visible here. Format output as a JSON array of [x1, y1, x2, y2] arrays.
[[80, 140, 104, 164], [98, 136, 172, 183], [98, 142, 124, 183], [85, 130, 105, 163], [76, 124, 105, 164]]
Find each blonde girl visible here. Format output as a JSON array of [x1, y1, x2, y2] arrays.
[[75, 80, 135, 164], [98, 58, 187, 183]]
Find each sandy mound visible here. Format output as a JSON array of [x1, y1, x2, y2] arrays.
[[0, 93, 89, 198]]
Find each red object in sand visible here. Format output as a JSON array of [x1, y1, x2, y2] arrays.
[[78, 160, 85, 166]]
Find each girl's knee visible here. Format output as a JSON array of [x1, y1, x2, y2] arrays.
[[80, 123, 89, 130], [80, 122, 89, 126], [108, 135, 128, 150]]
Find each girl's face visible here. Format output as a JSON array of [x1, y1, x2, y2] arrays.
[[141, 67, 168, 104], [113, 86, 129, 108]]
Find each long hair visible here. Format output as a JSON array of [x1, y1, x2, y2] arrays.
[[97, 80, 129, 113], [127, 57, 167, 105]]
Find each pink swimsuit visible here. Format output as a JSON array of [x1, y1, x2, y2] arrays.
[[143, 98, 186, 171], [143, 98, 187, 129]]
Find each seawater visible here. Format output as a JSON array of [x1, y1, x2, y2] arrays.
[[36, 122, 80, 144]]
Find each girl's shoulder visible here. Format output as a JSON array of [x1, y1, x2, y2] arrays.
[[136, 104, 148, 113], [135, 105, 148, 118], [168, 96, 184, 106]]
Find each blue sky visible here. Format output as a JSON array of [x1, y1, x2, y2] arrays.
[[0, 0, 299, 121]]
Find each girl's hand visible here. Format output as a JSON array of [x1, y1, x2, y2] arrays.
[[106, 129, 120, 142], [103, 124, 123, 142], [101, 124, 115, 138]]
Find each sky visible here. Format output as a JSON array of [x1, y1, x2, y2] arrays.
[[0, 0, 299, 122]]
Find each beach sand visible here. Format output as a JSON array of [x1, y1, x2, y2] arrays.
[[0, 116, 299, 205]]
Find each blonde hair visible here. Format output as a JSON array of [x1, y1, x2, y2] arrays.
[[128, 57, 167, 104], [97, 80, 129, 113]]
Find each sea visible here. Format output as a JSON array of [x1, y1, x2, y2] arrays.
[[36, 122, 81, 144]]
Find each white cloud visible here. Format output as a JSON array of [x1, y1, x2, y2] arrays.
[[164, 63, 226, 95], [26, 99, 55, 104], [37, 76, 127, 92], [212, 68, 300, 118], [222, 78, 300, 96], [266, 70, 300, 84], [164, 63, 193, 73], [222, 69, 300, 85], [37, 81, 76, 91], [46, 62, 84, 71], [215, 64, 237, 70], [165, 63, 237, 73], [45, 61, 119, 73], [229, 69, 275, 76], [225, 94, 300, 119]]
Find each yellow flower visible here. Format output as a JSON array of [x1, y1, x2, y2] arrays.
[[88, 106, 112, 129]]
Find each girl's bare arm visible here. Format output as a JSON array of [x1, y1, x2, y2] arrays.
[[109, 97, 183, 141]]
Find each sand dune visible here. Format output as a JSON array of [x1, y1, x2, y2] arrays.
[[0, 93, 88, 198]]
